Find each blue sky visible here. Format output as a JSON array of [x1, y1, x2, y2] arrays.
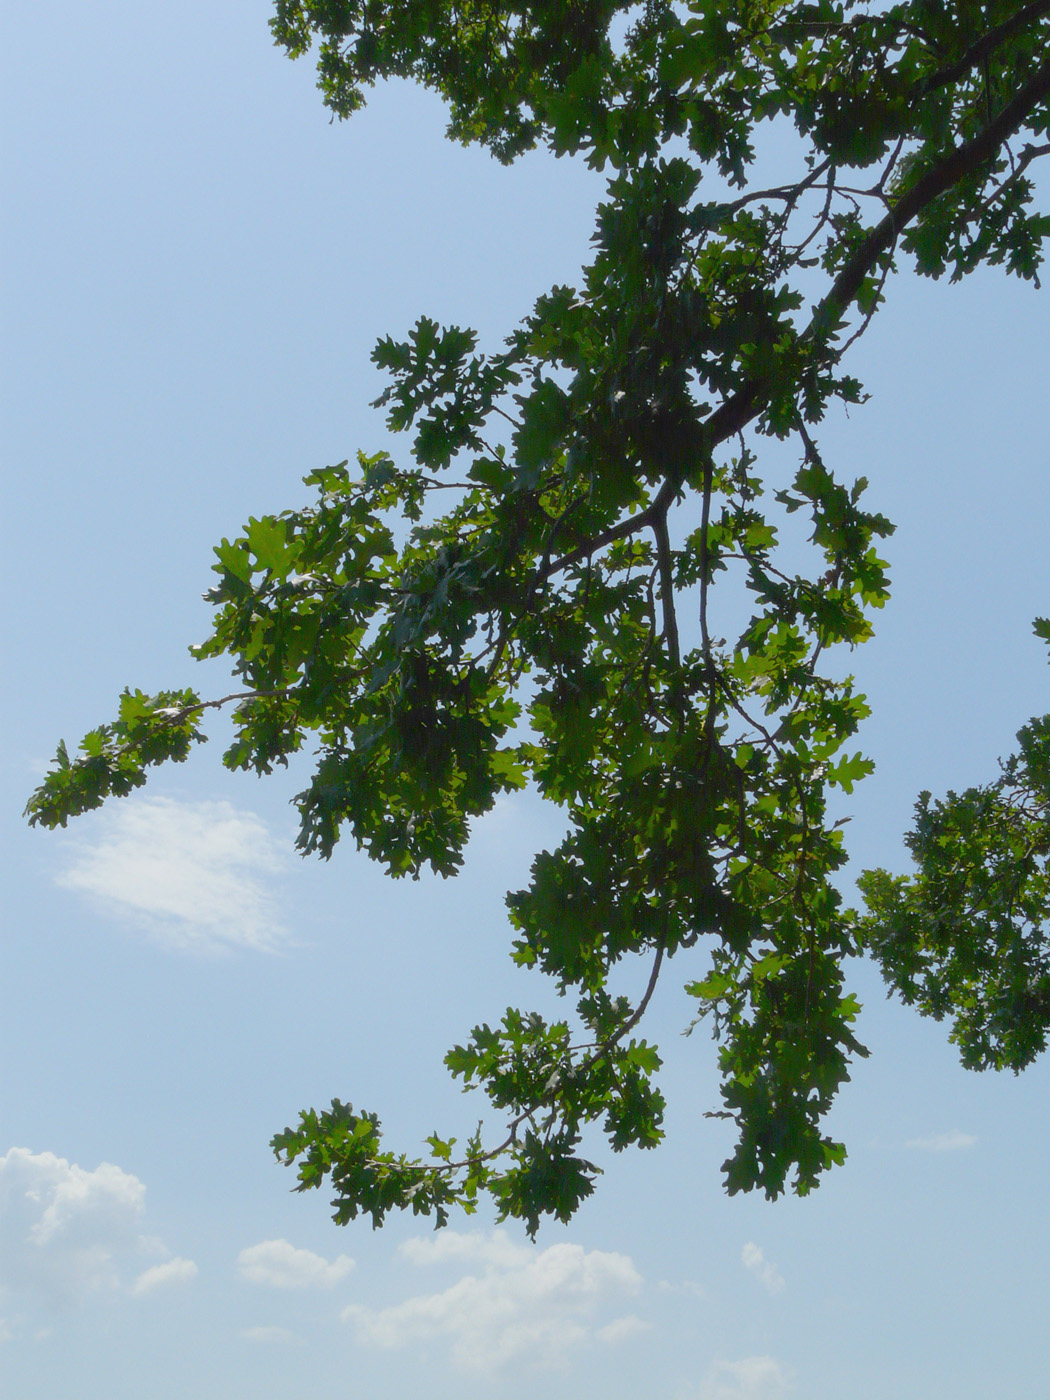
[[3, 4, 1050, 1397]]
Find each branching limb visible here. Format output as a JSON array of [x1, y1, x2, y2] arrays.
[[155, 687, 303, 723], [653, 507, 680, 668], [698, 455, 715, 660], [701, 51, 1050, 452], [420, 941, 667, 1177], [918, 0, 1050, 98]]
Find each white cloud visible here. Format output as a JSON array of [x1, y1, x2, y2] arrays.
[[596, 1315, 651, 1343], [131, 1257, 198, 1296], [238, 1239, 355, 1290], [741, 1242, 785, 1295], [56, 796, 288, 954], [344, 1229, 644, 1371], [700, 1356, 794, 1400], [398, 1230, 530, 1271], [0, 1147, 191, 1315], [241, 1325, 303, 1345], [904, 1130, 977, 1152], [657, 1278, 707, 1299]]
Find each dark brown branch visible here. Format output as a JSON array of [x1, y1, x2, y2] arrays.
[[791, 165, 839, 257], [542, 499, 659, 578], [436, 941, 667, 1176], [722, 156, 834, 216], [838, 243, 897, 355], [918, 0, 1050, 97], [698, 456, 714, 658], [530, 45, 1050, 593], [820, 51, 1050, 322], [978, 138, 1050, 213], [703, 50, 1050, 451], [653, 508, 680, 667]]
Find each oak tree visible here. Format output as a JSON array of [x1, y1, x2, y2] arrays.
[[26, 0, 1050, 1236]]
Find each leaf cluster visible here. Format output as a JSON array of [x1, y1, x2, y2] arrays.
[[28, 1, 1050, 1231], [859, 696, 1050, 1072]]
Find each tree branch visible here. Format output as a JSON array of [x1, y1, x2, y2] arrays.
[[653, 507, 680, 667], [821, 52, 1050, 322], [432, 942, 666, 1177], [156, 687, 302, 723], [703, 50, 1050, 452], [918, 0, 1050, 97], [542, 499, 660, 579]]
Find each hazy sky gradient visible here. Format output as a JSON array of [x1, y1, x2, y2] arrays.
[[3, 4, 1050, 1397]]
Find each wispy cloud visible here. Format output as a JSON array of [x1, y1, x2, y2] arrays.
[[238, 1239, 354, 1290], [0, 1147, 194, 1321], [741, 1242, 785, 1295], [700, 1356, 794, 1400], [904, 1130, 977, 1152], [57, 796, 288, 954], [131, 1257, 198, 1296], [398, 1230, 527, 1270], [344, 1229, 644, 1371], [657, 1277, 707, 1300], [596, 1314, 650, 1343], [241, 1325, 304, 1344]]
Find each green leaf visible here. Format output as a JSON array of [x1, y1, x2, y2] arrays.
[[32, 0, 1050, 1231]]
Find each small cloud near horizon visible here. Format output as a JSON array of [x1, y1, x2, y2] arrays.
[[904, 1130, 977, 1152], [344, 1228, 645, 1372], [0, 1146, 194, 1321], [241, 1325, 304, 1344], [238, 1239, 354, 1290], [741, 1243, 785, 1295], [131, 1257, 198, 1296], [700, 1355, 794, 1400]]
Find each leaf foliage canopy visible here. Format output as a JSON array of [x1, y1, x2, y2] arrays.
[[27, 0, 1050, 1234]]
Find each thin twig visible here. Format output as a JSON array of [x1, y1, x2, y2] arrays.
[[428, 942, 667, 1176], [917, 0, 1050, 98], [155, 687, 302, 722]]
